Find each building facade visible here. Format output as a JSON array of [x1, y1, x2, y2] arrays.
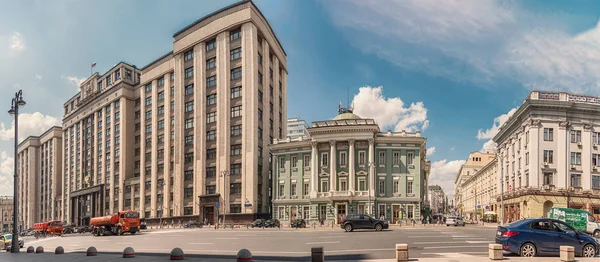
[[427, 185, 445, 215], [461, 157, 498, 221], [270, 107, 429, 226], [0, 196, 13, 233], [453, 151, 496, 214], [494, 91, 600, 222], [16, 127, 63, 229], [287, 118, 308, 139]]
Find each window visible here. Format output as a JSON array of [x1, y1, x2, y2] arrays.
[[185, 135, 193, 145], [207, 112, 216, 123], [321, 153, 328, 166], [407, 181, 413, 194], [185, 67, 193, 78], [231, 67, 242, 80], [231, 164, 242, 175], [359, 151, 366, 165], [125, 69, 132, 80], [593, 175, 600, 189], [594, 154, 600, 167], [145, 84, 152, 93], [269, 68, 273, 79], [158, 120, 164, 129], [379, 152, 385, 166], [258, 53, 262, 65], [258, 72, 263, 84], [184, 84, 194, 96], [206, 76, 216, 88], [378, 180, 385, 194], [544, 128, 554, 141], [206, 167, 216, 177], [526, 152, 529, 165], [291, 183, 297, 196], [170, 86, 174, 96], [258, 109, 263, 121], [184, 152, 193, 163], [543, 150, 554, 164], [145, 124, 151, 134], [145, 111, 151, 120], [230, 29, 241, 41], [185, 101, 194, 112], [231, 144, 242, 156], [543, 172, 553, 185], [570, 130, 582, 143], [291, 156, 297, 168], [230, 47, 242, 60], [206, 39, 216, 51], [145, 97, 152, 106], [393, 181, 399, 194], [230, 125, 242, 136], [303, 155, 310, 167], [571, 174, 581, 187], [184, 170, 193, 181], [115, 100, 120, 108], [258, 90, 263, 102], [106, 75, 112, 85], [340, 179, 347, 191], [321, 180, 329, 192], [184, 50, 193, 62], [230, 183, 242, 194], [206, 57, 216, 69], [304, 183, 309, 196], [207, 130, 216, 141], [571, 152, 582, 165], [407, 205, 414, 219], [158, 91, 164, 101], [207, 94, 216, 105], [158, 106, 164, 115], [206, 185, 216, 194], [278, 184, 285, 197], [157, 77, 164, 87], [594, 132, 600, 144], [339, 151, 347, 166], [231, 86, 242, 99], [359, 179, 366, 191], [185, 118, 193, 129], [184, 188, 193, 198], [407, 152, 414, 165], [231, 105, 242, 118], [393, 152, 400, 165], [279, 157, 286, 169]]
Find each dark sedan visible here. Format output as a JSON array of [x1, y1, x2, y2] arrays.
[[291, 218, 307, 228], [251, 219, 265, 228], [263, 219, 280, 228], [341, 214, 388, 232], [496, 218, 598, 257]]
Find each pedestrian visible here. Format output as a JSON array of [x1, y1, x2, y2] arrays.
[[171, 220, 174, 228]]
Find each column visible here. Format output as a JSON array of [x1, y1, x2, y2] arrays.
[[557, 121, 569, 188], [310, 141, 318, 197], [329, 141, 336, 192], [368, 138, 375, 196], [582, 124, 592, 189], [529, 120, 540, 187], [348, 139, 355, 192]]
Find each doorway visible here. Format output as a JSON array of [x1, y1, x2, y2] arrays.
[[392, 204, 400, 224], [319, 205, 327, 224], [336, 203, 347, 224], [290, 206, 298, 221], [204, 206, 215, 225]]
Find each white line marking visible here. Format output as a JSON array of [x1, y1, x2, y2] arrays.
[[188, 243, 214, 245], [305, 241, 340, 245], [452, 237, 486, 239], [116, 242, 132, 244], [413, 241, 463, 245], [318, 236, 345, 238], [423, 245, 488, 250], [215, 238, 239, 240], [465, 241, 493, 244]]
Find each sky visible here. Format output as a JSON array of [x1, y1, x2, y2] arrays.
[[1, 0, 600, 198]]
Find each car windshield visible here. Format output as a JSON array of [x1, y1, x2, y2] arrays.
[[447, 217, 456, 220], [4, 235, 11, 240], [126, 212, 139, 218], [554, 222, 575, 234]]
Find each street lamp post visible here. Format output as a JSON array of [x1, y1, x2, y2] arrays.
[[220, 170, 229, 227], [8, 90, 25, 253], [367, 162, 375, 216]]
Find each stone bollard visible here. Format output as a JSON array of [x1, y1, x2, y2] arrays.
[[395, 244, 408, 261], [170, 247, 184, 260], [311, 247, 324, 262], [560, 246, 574, 262], [27, 246, 34, 253], [236, 248, 253, 262], [488, 244, 502, 260], [36, 246, 44, 253], [55, 246, 64, 255], [123, 247, 135, 258], [87, 246, 97, 256]]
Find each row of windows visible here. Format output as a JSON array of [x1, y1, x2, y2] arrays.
[[280, 151, 415, 168]]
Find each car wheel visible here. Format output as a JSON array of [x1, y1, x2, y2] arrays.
[[344, 224, 353, 232], [375, 224, 383, 232], [583, 244, 596, 258], [593, 230, 600, 238], [520, 243, 536, 257]]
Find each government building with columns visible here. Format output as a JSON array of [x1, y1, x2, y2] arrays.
[[270, 106, 430, 226], [494, 91, 600, 222]]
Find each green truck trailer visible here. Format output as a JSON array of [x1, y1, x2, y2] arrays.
[[550, 208, 600, 238]]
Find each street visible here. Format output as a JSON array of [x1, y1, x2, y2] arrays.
[[0, 225, 499, 261]]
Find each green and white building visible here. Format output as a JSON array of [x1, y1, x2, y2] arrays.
[[270, 107, 430, 225]]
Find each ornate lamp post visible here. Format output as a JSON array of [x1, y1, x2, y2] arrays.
[[8, 90, 25, 253]]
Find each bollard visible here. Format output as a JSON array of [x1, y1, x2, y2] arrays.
[[27, 246, 34, 253], [170, 247, 184, 260], [395, 244, 408, 262], [311, 247, 324, 262], [236, 248, 253, 262], [87, 246, 97, 256], [560, 246, 574, 262], [488, 244, 502, 260], [55, 246, 64, 255], [36, 246, 44, 254], [123, 247, 135, 258]]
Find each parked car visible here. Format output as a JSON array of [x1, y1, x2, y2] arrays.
[[184, 220, 203, 228], [0, 234, 24, 250], [446, 216, 465, 226], [263, 219, 280, 228], [251, 219, 265, 228], [341, 214, 388, 232], [63, 225, 75, 234], [496, 218, 598, 257], [291, 218, 307, 228], [140, 221, 147, 230]]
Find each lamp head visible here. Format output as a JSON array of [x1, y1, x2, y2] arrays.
[[8, 107, 16, 115], [17, 98, 25, 107]]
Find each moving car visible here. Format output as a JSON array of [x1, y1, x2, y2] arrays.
[[291, 218, 307, 228], [341, 214, 388, 232], [0, 234, 24, 250], [496, 218, 598, 257], [140, 220, 147, 230], [263, 219, 280, 228], [251, 219, 265, 228], [550, 208, 600, 238], [446, 216, 465, 226], [183, 220, 203, 228]]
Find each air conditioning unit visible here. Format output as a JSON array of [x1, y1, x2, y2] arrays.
[[571, 164, 576, 169], [577, 142, 582, 146], [593, 166, 597, 170], [543, 185, 551, 190], [594, 143, 598, 147]]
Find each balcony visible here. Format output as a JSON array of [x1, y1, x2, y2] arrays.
[[331, 191, 352, 197], [317, 192, 331, 198]]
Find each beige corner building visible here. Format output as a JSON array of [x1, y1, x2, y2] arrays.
[[452, 150, 496, 217], [16, 127, 63, 229], [461, 157, 498, 221]]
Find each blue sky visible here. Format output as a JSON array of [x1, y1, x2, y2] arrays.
[[1, 0, 600, 196]]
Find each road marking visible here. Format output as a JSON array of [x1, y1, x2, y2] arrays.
[[318, 236, 345, 238], [465, 240, 493, 244], [423, 245, 488, 250], [116, 242, 132, 244], [305, 241, 340, 245], [216, 238, 239, 240], [413, 241, 466, 245], [188, 243, 214, 245], [452, 237, 486, 239]]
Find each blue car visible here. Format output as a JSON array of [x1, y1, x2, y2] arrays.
[[496, 218, 598, 257]]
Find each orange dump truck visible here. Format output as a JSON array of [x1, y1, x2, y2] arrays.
[[33, 220, 63, 238], [90, 210, 140, 236]]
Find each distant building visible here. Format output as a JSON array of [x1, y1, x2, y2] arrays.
[[287, 118, 309, 139], [462, 157, 498, 221], [427, 185, 445, 214], [0, 196, 13, 233], [453, 150, 496, 216]]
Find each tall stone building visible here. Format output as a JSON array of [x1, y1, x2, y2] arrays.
[[427, 185, 445, 215], [0, 196, 13, 233], [16, 126, 63, 229], [453, 150, 496, 215]]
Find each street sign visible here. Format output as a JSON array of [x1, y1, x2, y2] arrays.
[[215, 202, 221, 209], [244, 203, 252, 207], [509, 185, 513, 190], [477, 205, 481, 209]]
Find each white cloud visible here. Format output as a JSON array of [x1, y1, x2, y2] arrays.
[[10, 32, 25, 51], [477, 107, 518, 150], [426, 146, 436, 156], [35, 74, 42, 80], [0, 152, 14, 196], [352, 86, 428, 132], [0, 112, 60, 142], [322, 0, 600, 93], [429, 159, 466, 198], [61, 75, 85, 87]]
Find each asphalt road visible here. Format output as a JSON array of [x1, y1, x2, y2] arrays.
[[0, 225, 499, 261]]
